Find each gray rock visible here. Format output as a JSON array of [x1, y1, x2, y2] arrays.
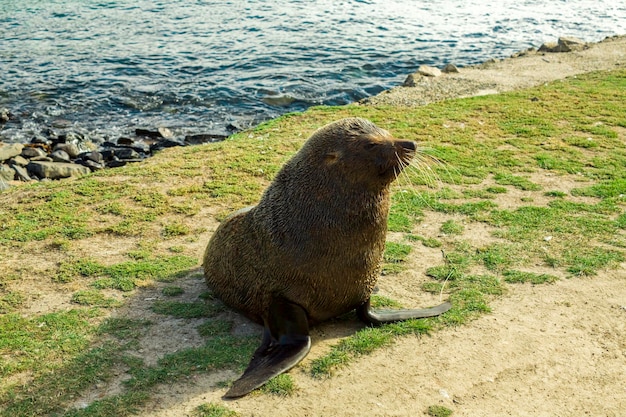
[[12, 164, 31, 181], [184, 133, 228, 145], [538, 41, 558, 52], [21, 147, 48, 159], [0, 108, 10, 124], [52, 119, 72, 129], [149, 139, 184, 152], [0, 143, 24, 162], [0, 178, 9, 192], [418, 65, 442, 77], [27, 161, 90, 180], [115, 148, 140, 160], [479, 58, 499, 68], [136, 127, 174, 139], [51, 149, 71, 163], [115, 137, 150, 153], [53, 143, 80, 158], [107, 159, 143, 168], [539, 37, 586, 53], [557, 36, 586, 52], [9, 155, 29, 167], [60, 131, 85, 143], [442, 63, 460, 73], [29, 156, 53, 162], [0, 164, 14, 181], [402, 73, 423, 87], [511, 47, 537, 58], [79, 159, 105, 171], [158, 127, 174, 140], [117, 137, 134, 146], [81, 151, 104, 163], [31, 135, 51, 145]]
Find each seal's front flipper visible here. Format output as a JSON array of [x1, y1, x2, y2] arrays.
[[224, 299, 311, 399], [357, 298, 452, 326]]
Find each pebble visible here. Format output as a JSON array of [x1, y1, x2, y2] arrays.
[[418, 65, 442, 77], [21, 147, 48, 159], [27, 161, 91, 180], [0, 143, 23, 161], [51, 149, 71, 163], [53, 143, 80, 158], [442, 63, 460, 73], [12, 165, 31, 181], [0, 164, 14, 181]]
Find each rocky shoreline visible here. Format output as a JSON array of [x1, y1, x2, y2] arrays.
[[0, 125, 229, 190], [1, 35, 624, 190], [363, 34, 625, 107]]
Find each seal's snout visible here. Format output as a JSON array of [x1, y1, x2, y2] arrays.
[[395, 140, 416, 165], [398, 140, 416, 152]]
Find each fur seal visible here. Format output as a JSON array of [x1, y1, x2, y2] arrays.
[[203, 117, 451, 398]]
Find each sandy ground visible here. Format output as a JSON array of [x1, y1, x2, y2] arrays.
[[121, 36, 626, 417], [164, 271, 624, 417]]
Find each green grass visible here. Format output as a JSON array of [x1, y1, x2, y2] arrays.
[[197, 320, 233, 337], [486, 186, 508, 194], [151, 301, 223, 319], [1, 69, 625, 414], [503, 270, 559, 284], [544, 190, 567, 198], [440, 219, 464, 235], [192, 403, 239, 417], [427, 405, 453, 417], [161, 286, 184, 296], [0, 289, 25, 313], [310, 319, 433, 378], [382, 241, 413, 274], [370, 294, 403, 309], [0, 309, 101, 378], [162, 222, 191, 237], [71, 290, 121, 308], [493, 173, 541, 191], [260, 374, 296, 396], [57, 255, 198, 290], [407, 234, 442, 248]]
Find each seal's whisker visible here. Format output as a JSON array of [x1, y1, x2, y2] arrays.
[[397, 152, 415, 189], [407, 152, 440, 189], [414, 147, 460, 187], [392, 151, 413, 210], [395, 149, 446, 212]]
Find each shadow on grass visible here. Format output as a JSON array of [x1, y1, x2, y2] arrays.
[[0, 268, 259, 417]]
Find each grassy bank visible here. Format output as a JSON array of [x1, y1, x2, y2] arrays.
[[1, 69, 625, 416]]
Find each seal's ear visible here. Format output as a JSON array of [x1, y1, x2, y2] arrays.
[[324, 151, 341, 165]]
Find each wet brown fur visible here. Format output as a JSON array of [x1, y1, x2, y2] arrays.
[[203, 118, 416, 325]]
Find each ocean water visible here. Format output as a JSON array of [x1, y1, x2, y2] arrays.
[[1, 0, 625, 142]]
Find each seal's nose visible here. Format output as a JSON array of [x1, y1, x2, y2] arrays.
[[398, 140, 416, 152]]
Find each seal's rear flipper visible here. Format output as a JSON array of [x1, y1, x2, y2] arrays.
[[224, 299, 311, 399], [357, 298, 452, 326]]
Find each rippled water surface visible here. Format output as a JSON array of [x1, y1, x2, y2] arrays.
[[1, 0, 625, 141]]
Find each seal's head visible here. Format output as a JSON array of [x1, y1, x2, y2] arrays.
[[292, 117, 416, 192]]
